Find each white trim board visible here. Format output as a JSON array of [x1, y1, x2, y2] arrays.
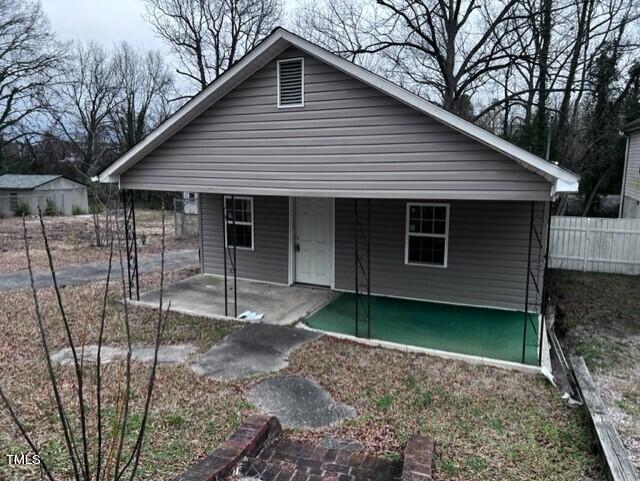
[[297, 323, 543, 375], [288, 197, 295, 285], [97, 28, 579, 197]]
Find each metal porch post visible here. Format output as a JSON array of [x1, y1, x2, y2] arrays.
[[121, 189, 139, 301], [367, 198, 371, 339], [221, 194, 238, 318], [354, 199, 359, 337], [222, 196, 228, 316], [522, 202, 534, 364], [131, 192, 139, 300], [122, 189, 132, 300], [538, 202, 553, 366], [232, 195, 237, 318], [354, 198, 371, 339]]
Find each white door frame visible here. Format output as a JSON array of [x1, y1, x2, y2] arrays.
[[288, 197, 335, 288]]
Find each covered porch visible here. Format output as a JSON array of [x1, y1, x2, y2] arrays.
[[130, 273, 540, 366], [119, 192, 551, 368]]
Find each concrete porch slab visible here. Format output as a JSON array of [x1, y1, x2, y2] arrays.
[[133, 274, 335, 326]]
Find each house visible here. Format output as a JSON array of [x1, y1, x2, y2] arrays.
[[98, 28, 579, 367], [0, 174, 89, 217], [620, 118, 640, 218]]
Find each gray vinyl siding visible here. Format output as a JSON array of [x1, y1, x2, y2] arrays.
[[624, 131, 640, 202], [200, 193, 289, 284], [622, 195, 640, 219], [334, 199, 547, 311], [121, 48, 552, 200]]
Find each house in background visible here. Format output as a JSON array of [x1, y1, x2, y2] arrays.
[[620, 118, 640, 218], [0, 174, 88, 217], [98, 28, 579, 367]]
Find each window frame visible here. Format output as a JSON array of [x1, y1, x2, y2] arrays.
[[276, 57, 304, 109], [404, 202, 450, 268], [223, 195, 254, 251], [9, 192, 17, 210]]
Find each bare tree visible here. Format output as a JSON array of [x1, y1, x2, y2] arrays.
[[143, 0, 283, 93], [111, 42, 174, 152], [0, 206, 169, 481], [296, 0, 527, 117], [48, 41, 121, 178], [0, 0, 62, 146], [294, 0, 387, 73]]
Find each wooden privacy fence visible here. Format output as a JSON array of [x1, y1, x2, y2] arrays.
[[549, 216, 640, 275]]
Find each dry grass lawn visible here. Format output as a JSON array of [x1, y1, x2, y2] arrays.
[[0, 270, 603, 480], [0, 209, 197, 273], [550, 269, 640, 472]]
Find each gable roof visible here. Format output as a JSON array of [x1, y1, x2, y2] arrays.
[[0, 174, 62, 189], [98, 27, 579, 196], [624, 117, 640, 133]]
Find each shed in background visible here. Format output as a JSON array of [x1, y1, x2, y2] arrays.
[[0, 174, 89, 217]]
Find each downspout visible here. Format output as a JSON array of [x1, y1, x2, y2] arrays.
[[618, 134, 630, 218]]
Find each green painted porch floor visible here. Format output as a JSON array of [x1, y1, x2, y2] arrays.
[[305, 293, 539, 365]]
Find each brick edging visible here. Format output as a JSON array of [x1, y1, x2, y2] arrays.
[[402, 435, 435, 481], [172, 414, 282, 481]]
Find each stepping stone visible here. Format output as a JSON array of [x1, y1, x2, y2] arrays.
[[247, 375, 356, 429], [51, 344, 197, 366], [191, 324, 321, 381]]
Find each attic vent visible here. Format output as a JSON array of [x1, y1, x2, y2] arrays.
[[277, 58, 304, 108]]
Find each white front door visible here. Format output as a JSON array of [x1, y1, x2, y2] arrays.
[[295, 197, 333, 286]]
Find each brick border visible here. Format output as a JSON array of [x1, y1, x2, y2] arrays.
[[402, 435, 435, 481], [172, 414, 282, 481]]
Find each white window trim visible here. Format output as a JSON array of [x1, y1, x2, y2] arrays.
[[404, 202, 449, 268], [223, 195, 254, 251], [277, 57, 304, 108]]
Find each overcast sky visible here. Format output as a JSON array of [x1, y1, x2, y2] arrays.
[[40, 0, 168, 52], [40, 0, 297, 53]]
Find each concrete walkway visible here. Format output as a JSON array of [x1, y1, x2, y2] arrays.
[[51, 344, 197, 365], [191, 324, 321, 380], [0, 248, 198, 292], [247, 375, 356, 428]]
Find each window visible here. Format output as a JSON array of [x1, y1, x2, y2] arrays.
[[277, 58, 304, 108], [9, 193, 17, 211], [224, 196, 253, 250], [405, 203, 449, 267]]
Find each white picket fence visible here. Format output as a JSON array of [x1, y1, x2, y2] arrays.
[[549, 216, 640, 274]]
